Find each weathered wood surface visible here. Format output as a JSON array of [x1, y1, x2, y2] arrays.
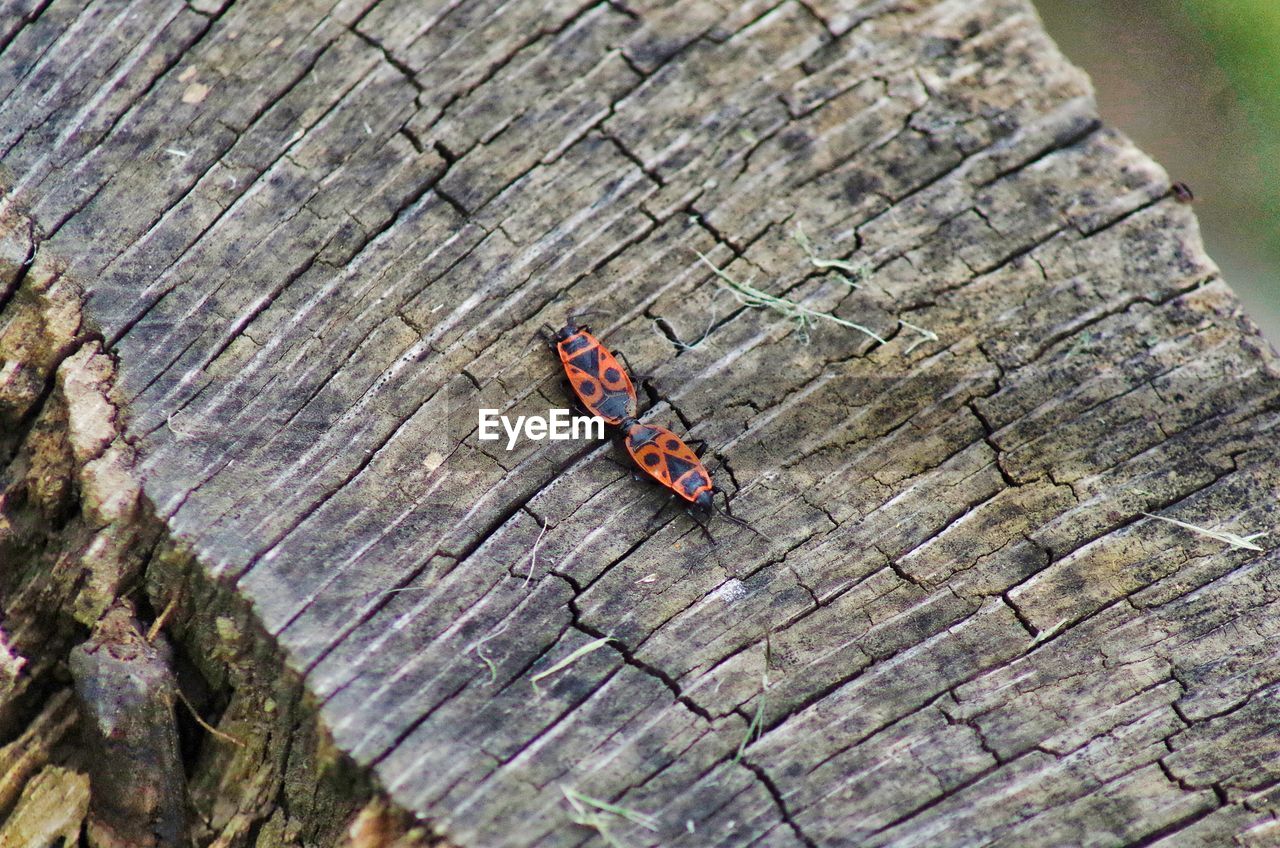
[[3, 0, 1280, 845]]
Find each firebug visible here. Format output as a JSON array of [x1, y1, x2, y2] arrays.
[[618, 416, 762, 542], [541, 316, 638, 426]]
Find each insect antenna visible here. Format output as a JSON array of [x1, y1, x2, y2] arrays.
[[569, 307, 616, 322], [527, 321, 559, 350], [647, 493, 677, 525], [716, 506, 769, 540], [715, 490, 771, 541]]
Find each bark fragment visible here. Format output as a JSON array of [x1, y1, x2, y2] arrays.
[[69, 601, 187, 848]]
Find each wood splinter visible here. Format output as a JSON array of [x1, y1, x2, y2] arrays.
[[68, 600, 188, 848]]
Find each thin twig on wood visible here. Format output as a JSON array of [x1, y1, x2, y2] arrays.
[[175, 686, 247, 747], [146, 596, 178, 643]]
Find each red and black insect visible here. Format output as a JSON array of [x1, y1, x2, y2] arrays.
[[542, 316, 637, 426], [618, 416, 761, 542]]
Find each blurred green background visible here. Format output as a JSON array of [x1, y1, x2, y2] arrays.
[[1035, 0, 1280, 347]]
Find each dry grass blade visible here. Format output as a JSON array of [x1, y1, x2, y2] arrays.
[[563, 786, 660, 832], [531, 636, 615, 695], [565, 805, 624, 848], [792, 224, 940, 353], [793, 223, 868, 281], [898, 318, 939, 353], [1140, 512, 1267, 551], [472, 619, 511, 685], [146, 595, 178, 642], [525, 516, 548, 587], [735, 636, 770, 761], [695, 250, 887, 344]]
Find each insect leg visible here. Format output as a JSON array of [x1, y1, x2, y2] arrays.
[[647, 492, 677, 525], [689, 509, 716, 544], [717, 487, 734, 516], [602, 455, 644, 479], [531, 324, 556, 349], [570, 308, 615, 322], [614, 349, 654, 384]]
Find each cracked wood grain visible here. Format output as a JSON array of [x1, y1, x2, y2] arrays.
[[4, 0, 1280, 845]]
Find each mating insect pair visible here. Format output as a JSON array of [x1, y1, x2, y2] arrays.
[[541, 314, 759, 543]]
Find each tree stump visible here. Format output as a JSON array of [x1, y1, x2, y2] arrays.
[[3, 0, 1280, 846]]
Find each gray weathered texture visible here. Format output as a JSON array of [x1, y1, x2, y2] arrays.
[[3, 0, 1280, 845]]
